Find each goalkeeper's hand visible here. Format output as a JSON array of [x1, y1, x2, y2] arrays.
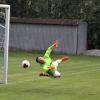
[[48, 66, 56, 71], [54, 40, 59, 48]]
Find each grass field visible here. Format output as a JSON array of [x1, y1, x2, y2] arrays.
[[0, 52, 100, 100]]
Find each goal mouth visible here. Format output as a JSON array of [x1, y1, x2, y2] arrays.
[[0, 4, 10, 84]]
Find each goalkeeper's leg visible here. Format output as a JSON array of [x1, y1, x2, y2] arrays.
[[51, 56, 69, 78], [53, 70, 61, 78], [52, 56, 69, 68]]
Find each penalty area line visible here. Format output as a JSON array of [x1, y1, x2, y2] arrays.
[[8, 68, 100, 85], [7, 76, 47, 85], [66, 68, 100, 77]]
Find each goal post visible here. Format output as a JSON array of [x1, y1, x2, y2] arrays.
[[0, 4, 10, 84]]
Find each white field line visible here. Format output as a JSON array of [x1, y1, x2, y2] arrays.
[[66, 61, 92, 66], [7, 77, 45, 85], [65, 68, 100, 77], [9, 60, 92, 65], [8, 71, 37, 77], [8, 63, 100, 79], [7, 67, 100, 85], [61, 63, 100, 70], [9, 59, 94, 66], [1, 62, 99, 85]]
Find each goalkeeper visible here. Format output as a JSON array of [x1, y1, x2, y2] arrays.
[[36, 40, 69, 78]]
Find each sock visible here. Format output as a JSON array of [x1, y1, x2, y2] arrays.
[[61, 56, 69, 61]]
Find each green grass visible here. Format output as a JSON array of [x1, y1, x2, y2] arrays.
[[0, 52, 100, 100]]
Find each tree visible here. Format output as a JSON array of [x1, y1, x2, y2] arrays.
[[5, 0, 100, 49], [0, 0, 6, 4]]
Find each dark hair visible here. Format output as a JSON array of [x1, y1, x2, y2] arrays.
[[36, 57, 39, 63]]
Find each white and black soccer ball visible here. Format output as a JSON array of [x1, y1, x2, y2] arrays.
[[22, 60, 30, 68]]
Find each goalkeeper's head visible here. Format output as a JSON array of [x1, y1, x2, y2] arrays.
[[36, 56, 45, 64]]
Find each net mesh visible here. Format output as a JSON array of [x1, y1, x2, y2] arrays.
[[0, 8, 5, 81], [0, 5, 10, 84]]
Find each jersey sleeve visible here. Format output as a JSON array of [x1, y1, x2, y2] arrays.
[[43, 65, 48, 72], [44, 44, 54, 58]]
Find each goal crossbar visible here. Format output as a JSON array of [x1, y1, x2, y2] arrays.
[[0, 4, 10, 8]]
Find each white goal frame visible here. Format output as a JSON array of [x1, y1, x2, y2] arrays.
[[0, 4, 10, 84]]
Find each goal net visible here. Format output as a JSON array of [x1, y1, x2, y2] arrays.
[[0, 4, 10, 84]]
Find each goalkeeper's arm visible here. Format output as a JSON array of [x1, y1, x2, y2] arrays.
[[44, 40, 59, 58]]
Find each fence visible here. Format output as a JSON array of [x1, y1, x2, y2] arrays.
[[9, 17, 87, 54]]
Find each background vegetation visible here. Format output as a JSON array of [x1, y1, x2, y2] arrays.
[[0, 0, 100, 49]]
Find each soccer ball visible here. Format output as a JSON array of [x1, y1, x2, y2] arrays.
[[22, 60, 30, 68]]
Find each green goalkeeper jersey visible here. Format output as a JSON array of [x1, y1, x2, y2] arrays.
[[41, 44, 54, 73]]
